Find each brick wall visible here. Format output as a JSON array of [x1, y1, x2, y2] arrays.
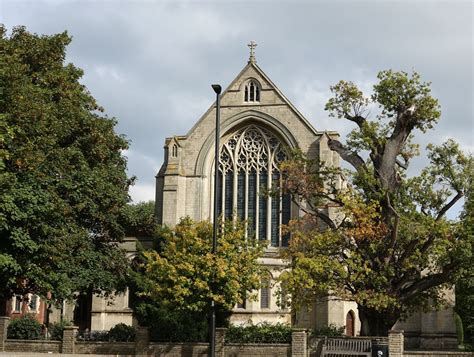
[[390, 330, 405, 357], [0, 317, 8, 351], [226, 343, 291, 356], [405, 353, 474, 357], [291, 329, 307, 357], [148, 342, 209, 356], [76, 341, 135, 355], [5, 339, 60, 353]]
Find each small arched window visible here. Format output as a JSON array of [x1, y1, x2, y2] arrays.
[[171, 144, 178, 157], [244, 80, 260, 102]]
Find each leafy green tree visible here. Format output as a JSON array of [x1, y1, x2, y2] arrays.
[[134, 217, 264, 329], [120, 201, 157, 237], [455, 173, 474, 348], [0, 26, 132, 312], [280, 70, 473, 335]]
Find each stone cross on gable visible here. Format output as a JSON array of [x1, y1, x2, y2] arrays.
[[248, 41, 257, 63]]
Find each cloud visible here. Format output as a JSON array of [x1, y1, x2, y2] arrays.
[[2, 0, 472, 206], [129, 183, 156, 204]]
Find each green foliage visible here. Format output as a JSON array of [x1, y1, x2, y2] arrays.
[[108, 323, 135, 342], [282, 70, 473, 335], [225, 323, 292, 344], [77, 330, 109, 341], [0, 25, 132, 304], [138, 217, 264, 315], [120, 201, 157, 237], [76, 323, 135, 342], [48, 320, 72, 341], [7, 315, 42, 340], [455, 313, 464, 346], [455, 176, 474, 349], [139, 304, 208, 342], [311, 324, 345, 337]]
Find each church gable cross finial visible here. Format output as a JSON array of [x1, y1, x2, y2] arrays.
[[248, 41, 257, 63]]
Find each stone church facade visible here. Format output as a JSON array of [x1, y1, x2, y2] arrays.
[[155, 45, 343, 328], [153, 44, 458, 346]]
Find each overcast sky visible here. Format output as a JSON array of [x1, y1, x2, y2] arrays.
[[1, 0, 473, 208]]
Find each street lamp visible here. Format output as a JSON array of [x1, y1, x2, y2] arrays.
[[209, 83, 222, 357]]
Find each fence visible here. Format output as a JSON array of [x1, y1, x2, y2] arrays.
[[1, 317, 473, 357]]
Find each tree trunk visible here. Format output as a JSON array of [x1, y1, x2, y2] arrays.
[[0, 298, 8, 317], [358, 304, 398, 336]]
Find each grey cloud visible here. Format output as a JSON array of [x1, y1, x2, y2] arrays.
[[2, 0, 472, 201]]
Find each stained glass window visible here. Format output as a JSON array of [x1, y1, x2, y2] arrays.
[[216, 125, 291, 247]]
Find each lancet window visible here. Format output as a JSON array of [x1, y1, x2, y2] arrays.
[[244, 80, 260, 102], [216, 125, 291, 247]]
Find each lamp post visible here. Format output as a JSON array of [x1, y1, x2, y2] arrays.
[[209, 83, 222, 357]]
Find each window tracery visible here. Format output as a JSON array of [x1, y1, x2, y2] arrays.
[[216, 125, 290, 247]]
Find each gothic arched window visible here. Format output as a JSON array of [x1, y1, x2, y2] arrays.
[[216, 125, 290, 247], [244, 80, 260, 102], [171, 144, 178, 157]]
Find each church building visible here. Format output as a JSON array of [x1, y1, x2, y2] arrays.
[[154, 43, 458, 346], [155, 42, 353, 331]]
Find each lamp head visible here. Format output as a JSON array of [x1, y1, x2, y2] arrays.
[[211, 84, 222, 95]]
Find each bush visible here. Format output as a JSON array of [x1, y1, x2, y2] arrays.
[[77, 330, 109, 341], [311, 324, 345, 337], [226, 322, 292, 344], [7, 315, 42, 340], [48, 320, 72, 341], [108, 323, 135, 342], [148, 308, 208, 342]]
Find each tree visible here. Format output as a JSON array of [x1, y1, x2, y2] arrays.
[[0, 26, 133, 312], [280, 70, 473, 335], [120, 201, 157, 237], [134, 217, 264, 330], [455, 172, 474, 348]]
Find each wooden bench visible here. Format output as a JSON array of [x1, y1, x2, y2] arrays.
[[321, 337, 372, 357]]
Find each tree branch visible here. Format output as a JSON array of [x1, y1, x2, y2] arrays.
[[399, 262, 457, 303], [436, 191, 463, 221], [395, 159, 408, 170], [344, 113, 365, 128], [325, 134, 366, 173], [292, 197, 337, 230]]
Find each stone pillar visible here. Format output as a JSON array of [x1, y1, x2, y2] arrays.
[[388, 330, 404, 357], [61, 325, 78, 354], [291, 328, 307, 357], [135, 326, 150, 356], [0, 317, 10, 352], [215, 328, 226, 357]]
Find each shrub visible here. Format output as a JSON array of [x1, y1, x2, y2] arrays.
[[108, 323, 135, 342], [77, 330, 109, 341], [7, 315, 42, 340], [148, 309, 208, 342], [311, 324, 345, 337], [48, 320, 72, 341], [226, 322, 292, 344]]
